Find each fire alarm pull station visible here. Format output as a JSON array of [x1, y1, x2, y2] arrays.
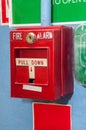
[[10, 26, 74, 101]]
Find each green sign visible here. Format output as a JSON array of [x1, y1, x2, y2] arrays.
[[75, 24, 86, 86], [9, 0, 86, 26]]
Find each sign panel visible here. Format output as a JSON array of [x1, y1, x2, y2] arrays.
[[9, 0, 86, 27], [9, 0, 41, 26], [1, 0, 9, 25], [33, 103, 71, 130], [75, 24, 86, 86]]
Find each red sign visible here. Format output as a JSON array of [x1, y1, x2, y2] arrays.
[[1, 0, 9, 25], [33, 103, 72, 130]]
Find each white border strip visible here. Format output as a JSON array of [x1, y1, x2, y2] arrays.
[[9, 0, 13, 26], [0, 0, 3, 25], [9, 21, 86, 27], [9, 23, 41, 27], [52, 21, 86, 25], [23, 85, 42, 92], [70, 106, 72, 130], [6, 0, 9, 18], [32, 103, 35, 130]]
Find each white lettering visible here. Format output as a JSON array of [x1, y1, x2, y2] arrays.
[[31, 60, 44, 66], [43, 32, 53, 39], [37, 32, 53, 39], [55, 0, 61, 4], [62, 0, 69, 4], [52, 0, 86, 5], [13, 32, 22, 40], [37, 33, 43, 39]]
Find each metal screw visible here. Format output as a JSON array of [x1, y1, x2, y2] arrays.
[[26, 33, 36, 44]]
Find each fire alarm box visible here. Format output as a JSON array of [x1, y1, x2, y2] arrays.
[[10, 26, 74, 101]]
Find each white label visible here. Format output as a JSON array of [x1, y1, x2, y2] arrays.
[[23, 85, 42, 92], [16, 58, 47, 67], [29, 66, 35, 79]]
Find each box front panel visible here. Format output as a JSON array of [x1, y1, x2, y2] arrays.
[[15, 49, 48, 85], [10, 28, 61, 100]]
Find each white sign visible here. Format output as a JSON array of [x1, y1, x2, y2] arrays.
[[16, 58, 47, 67], [23, 85, 42, 92]]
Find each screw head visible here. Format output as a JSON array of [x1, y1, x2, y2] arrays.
[[26, 33, 36, 44]]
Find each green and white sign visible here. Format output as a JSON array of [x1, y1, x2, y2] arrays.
[[9, 0, 86, 26], [75, 24, 86, 86]]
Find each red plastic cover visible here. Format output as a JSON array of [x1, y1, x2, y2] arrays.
[[33, 103, 71, 130]]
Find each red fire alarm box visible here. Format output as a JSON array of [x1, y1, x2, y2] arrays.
[[10, 26, 74, 100]]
